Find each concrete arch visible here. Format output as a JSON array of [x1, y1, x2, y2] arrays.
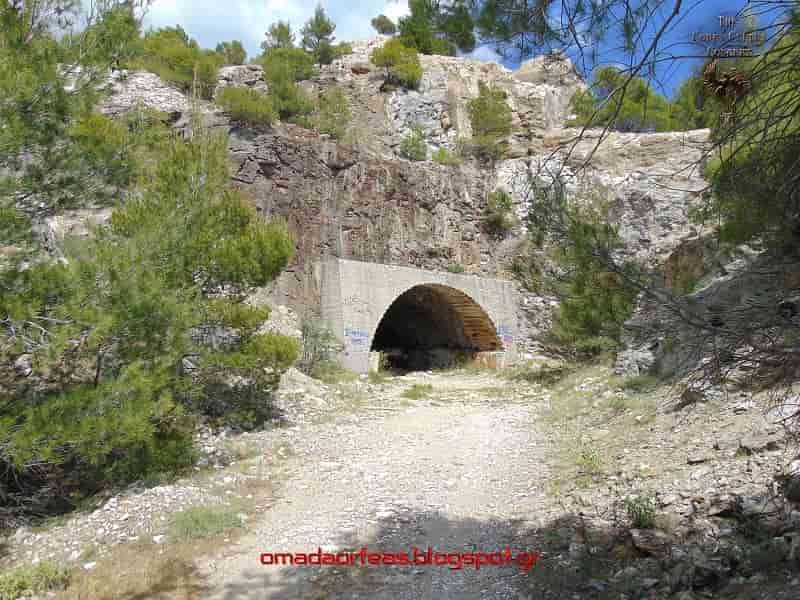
[[320, 259, 518, 373], [369, 283, 502, 370]]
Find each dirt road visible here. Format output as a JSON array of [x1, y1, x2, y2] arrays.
[[202, 372, 553, 599]]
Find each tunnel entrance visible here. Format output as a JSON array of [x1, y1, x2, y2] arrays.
[[370, 284, 503, 372]]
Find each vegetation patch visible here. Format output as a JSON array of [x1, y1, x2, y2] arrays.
[[399, 124, 428, 161], [505, 362, 576, 386], [620, 374, 660, 393], [402, 384, 434, 400], [466, 82, 512, 161], [575, 443, 603, 475], [216, 86, 277, 126], [0, 561, 70, 600], [136, 26, 222, 99], [432, 147, 462, 165], [446, 262, 465, 274], [168, 505, 242, 541], [371, 38, 423, 90], [315, 86, 352, 139], [484, 189, 517, 238], [624, 493, 657, 529]]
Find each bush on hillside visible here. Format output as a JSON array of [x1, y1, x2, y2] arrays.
[[484, 189, 517, 237], [400, 124, 428, 161], [315, 86, 352, 139], [466, 82, 513, 161], [216, 87, 277, 126], [432, 147, 461, 165], [259, 48, 316, 124], [259, 47, 318, 82], [298, 320, 344, 380], [136, 27, 221, 99], [370, 38, 423, 90]]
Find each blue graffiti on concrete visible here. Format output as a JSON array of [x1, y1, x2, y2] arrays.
[[344, 327, 370, 347], [497, 325, 514, 345]]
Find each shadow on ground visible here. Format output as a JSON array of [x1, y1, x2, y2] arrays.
[[213, 502, 799, 600]]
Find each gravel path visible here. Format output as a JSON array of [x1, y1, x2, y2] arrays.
[[202, 372, 554, 599]]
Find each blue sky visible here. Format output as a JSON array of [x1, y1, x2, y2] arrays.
[[142, 0, 791, 98]]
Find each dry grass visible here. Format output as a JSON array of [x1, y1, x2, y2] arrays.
[[59, 538, 214, 600], [52, 451, 283, 600]]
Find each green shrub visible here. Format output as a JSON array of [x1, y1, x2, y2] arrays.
[[576, 444, 602, 474], [328, 41, 353, 61], [298, 320, 344, 380], [266, 74, 314, 123], [216, 87, 277, 126], [432, 147, 461, 165], [429, 37, 457, 56], [315, 86, 351, 139], [466, 82, 513, 161], [484, 189, 517, 237], [260, 47, 318, 82], [0, 561, 70, 600], [402, 384, 433, 400], [505, 363, 576, 385], [137, 27, 221, 99], [5, 363, 197, 491], [215, 40, 246, 65], [259, 48, 316, 124], [447, 263, 465, 274], [625, 493, 657, 529], [371, 38, 423, 89], [570, 336, 620, 357], [168, 505, 242, 540], [607, 394, 630, 412], [198, 333, 300, 430], [400, 124, 428, 161], [532, 186, 643, 359], [510, 250, 543, 293]]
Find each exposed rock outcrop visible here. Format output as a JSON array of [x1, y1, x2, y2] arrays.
[[100, 70, 194, 118], [215, 64, 269, 98]]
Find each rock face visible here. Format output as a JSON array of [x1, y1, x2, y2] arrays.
[[322, 40, 587, 159], [215, 64, 268, 98], [100, 70, 194, 118], [227, 124, 518, 315]]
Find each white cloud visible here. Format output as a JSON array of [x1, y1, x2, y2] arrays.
[[465, 44, 503, 64], [383, 0, 410, 22]]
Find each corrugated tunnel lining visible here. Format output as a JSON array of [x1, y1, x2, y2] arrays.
[[370, 284, 502, 352]]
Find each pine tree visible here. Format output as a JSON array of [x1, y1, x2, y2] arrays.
[[262, 20, 295, 52], [301, 5, 336, 62], [215, 40, 246, 65]]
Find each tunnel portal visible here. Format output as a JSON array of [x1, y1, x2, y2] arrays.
[[320, 259, 518, 373], [371, 284, 502, 371]]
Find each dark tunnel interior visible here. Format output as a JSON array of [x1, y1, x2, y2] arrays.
[[370, 284, 502, 371]]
